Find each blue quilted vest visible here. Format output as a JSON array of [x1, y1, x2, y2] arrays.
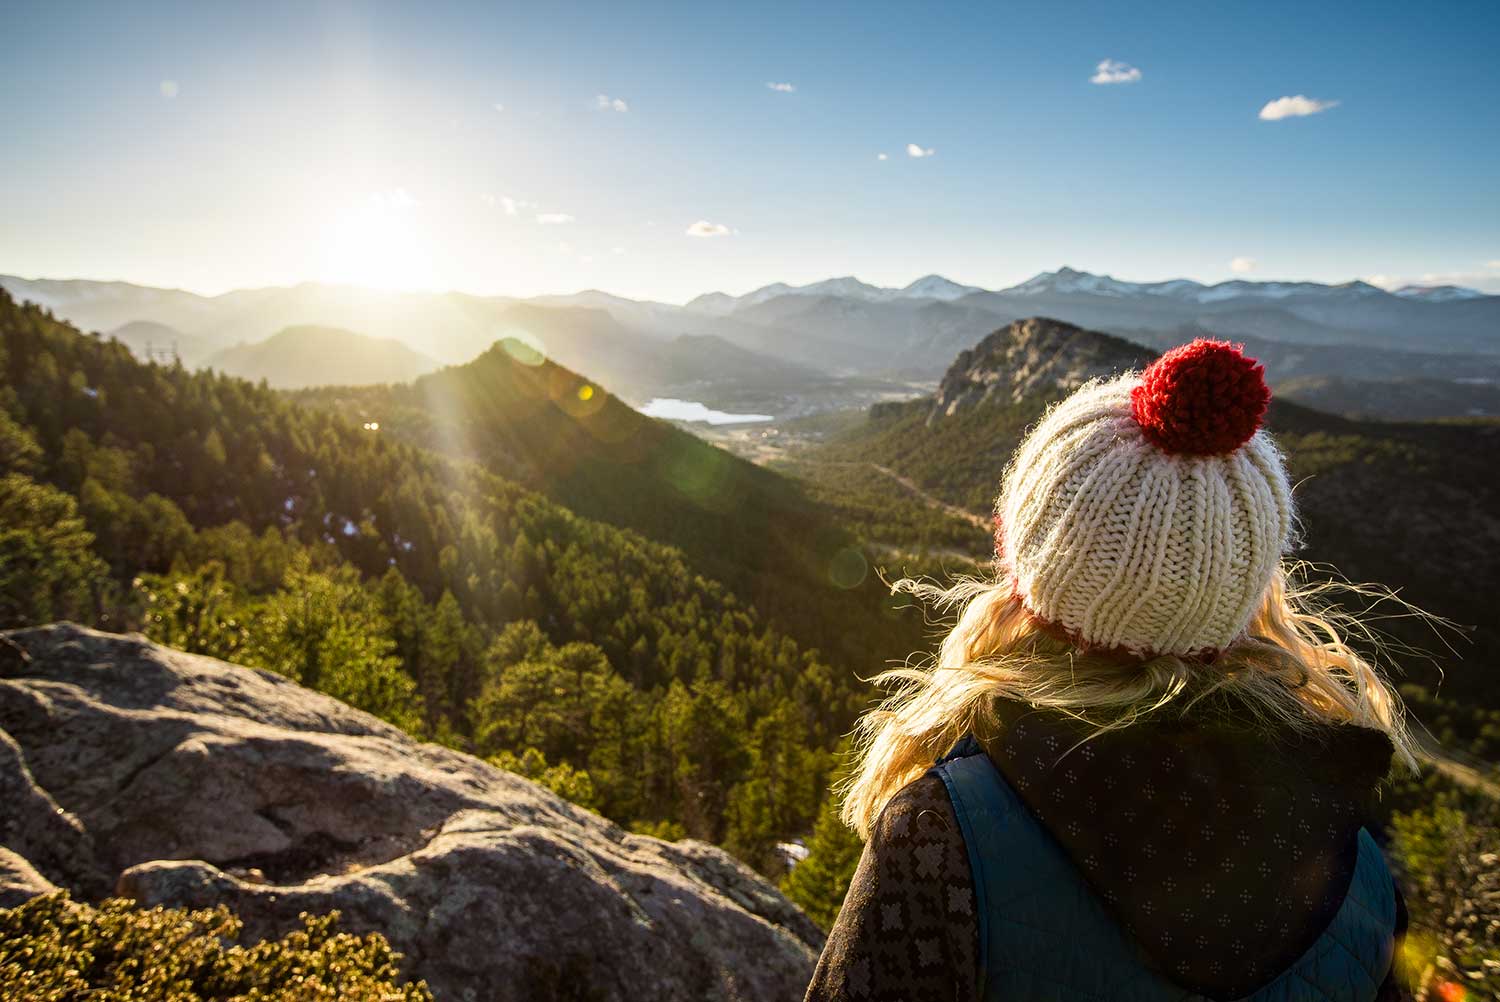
[[934, 739, 1397, 1001]]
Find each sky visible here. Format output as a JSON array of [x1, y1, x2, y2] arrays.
[[2, 0, 1498, 303]]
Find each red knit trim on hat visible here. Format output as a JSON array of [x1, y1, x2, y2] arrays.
[[1004, 573, 1225, 664], [1131, 339, 1270, 456]]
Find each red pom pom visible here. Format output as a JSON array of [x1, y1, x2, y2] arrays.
[[1130, 339, 1270, 455]]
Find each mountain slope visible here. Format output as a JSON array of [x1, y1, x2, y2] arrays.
[[292, 340, 918, 674], [655, 333, 824, 388], [204, 325, 441, 388], [1393, 284, 1486, 302], [480, 303, 828, 400], [728, 294, 1014, 375], [1275, 376, 1500, 421], [105, 319, 209, 364], [0, 276, 228, 338]]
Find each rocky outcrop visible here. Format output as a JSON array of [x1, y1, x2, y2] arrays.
[[0, 847, 59, 908], [930, 316, 1154, 422], [0, 623, 822, 1001]]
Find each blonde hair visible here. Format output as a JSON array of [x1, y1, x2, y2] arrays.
[[840, 562, 1421, 839]]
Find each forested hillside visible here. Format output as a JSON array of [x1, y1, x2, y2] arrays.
[[290, 341, 920, 676], [0, 289, 913, 873]]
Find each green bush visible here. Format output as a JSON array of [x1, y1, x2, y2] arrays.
[[781, 797, 865, 931], [1388, 802, 1500, 1000], [0, 892, 432, 1001]]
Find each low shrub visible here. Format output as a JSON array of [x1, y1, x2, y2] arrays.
[[0, 892, 432, 1001]]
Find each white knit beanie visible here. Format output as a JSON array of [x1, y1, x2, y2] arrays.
[[995, 339, 1293, 658]]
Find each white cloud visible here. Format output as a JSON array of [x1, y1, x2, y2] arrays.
[[686, 220, 732, 238], [767, 81, 796, 93], [1230, 256, 1258, 275], [500, 196, 519, 216], [1090, 59, 1141, 85], [536, 213, 575, 225], [493, 102, 505, 112], [595, 94, 629, 112], [906, 143, 935, 158], [611, 246, 626, 255], [1258, 95, 1339, 120], [160, 79, 179, 99], [876, 153, 889, 161]]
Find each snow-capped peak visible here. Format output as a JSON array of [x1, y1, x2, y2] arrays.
[[900, 274, 984, 301], [999, 268, 1412, 305], [683, 291, 739, 315], [1392, 284, 1487, 302], [685, 274, 985, 313], [1001, 267, 1205, 300]]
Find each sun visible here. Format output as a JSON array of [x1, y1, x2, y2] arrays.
[[317, 189, 438, 292]]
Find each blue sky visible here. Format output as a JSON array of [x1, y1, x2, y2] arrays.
[[2, 0, 1497, 301]]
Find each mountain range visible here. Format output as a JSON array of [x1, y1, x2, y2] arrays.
[[4, 268, 1497, 411]]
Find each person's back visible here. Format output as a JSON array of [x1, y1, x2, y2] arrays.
[[806, 341, 1412, 1001]]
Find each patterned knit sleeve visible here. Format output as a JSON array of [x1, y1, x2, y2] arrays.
[[804, 773, 978, 1002]]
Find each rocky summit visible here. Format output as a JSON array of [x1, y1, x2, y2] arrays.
[[930, 316, 1154, 422], [0, 623, 822, 1001]]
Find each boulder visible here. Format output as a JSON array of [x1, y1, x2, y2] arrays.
[[0, 623, 821, 1001], [0, 846, 59, 908]]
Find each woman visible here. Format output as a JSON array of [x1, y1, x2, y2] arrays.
[[807, 340, 1413, 1001]]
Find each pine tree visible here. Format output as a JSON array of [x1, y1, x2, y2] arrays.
[[781, 796, 865, 931]]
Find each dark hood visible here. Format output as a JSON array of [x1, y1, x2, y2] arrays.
[[978, 699, 1394, 999]]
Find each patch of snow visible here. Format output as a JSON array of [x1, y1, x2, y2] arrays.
[[698, 273, 988, 312], [1193, 281, 1303, 303], [900, 274, 984, 301], [998, 268, 1413, 306], [1393, 284, 1487, 302], [683, 291, 739, 315], [776, 840, 810, 868], [1003, 268, 1145, 298]]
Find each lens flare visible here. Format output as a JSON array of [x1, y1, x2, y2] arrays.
[[829, 547, 868, 589], [660, 443, 732, 508], [500, 332, 547, 366]]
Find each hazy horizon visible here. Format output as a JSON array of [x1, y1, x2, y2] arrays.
[[4, 0, 1498, 301], [4, 262, 1494, 310]]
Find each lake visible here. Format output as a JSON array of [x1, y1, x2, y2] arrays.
[[638, 398, 774, 425]]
